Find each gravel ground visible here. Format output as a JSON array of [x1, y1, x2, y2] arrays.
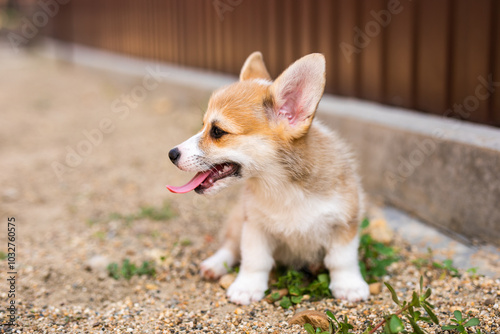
[[0, 45, 499, 334]]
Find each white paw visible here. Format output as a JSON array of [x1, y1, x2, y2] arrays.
[[226, 272, 268, 305], [200, 248, 235, 280], [330, 276, 369, 302]]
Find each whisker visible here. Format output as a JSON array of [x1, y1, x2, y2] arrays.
[[193, 154, 216, 170]]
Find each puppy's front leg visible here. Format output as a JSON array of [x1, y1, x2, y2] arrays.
[[227, 222, 274, 305], [200, 201, 244, 280], [325, 234, 369, 302]]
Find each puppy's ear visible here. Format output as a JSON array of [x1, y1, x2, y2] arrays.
[[269, 54, 326, 139], [240, 52, 271, 81]]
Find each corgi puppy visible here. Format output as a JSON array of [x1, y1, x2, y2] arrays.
[[166, 52, 369, 305]]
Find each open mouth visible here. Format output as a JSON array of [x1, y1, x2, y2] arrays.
[[166, 162, 240, 194]]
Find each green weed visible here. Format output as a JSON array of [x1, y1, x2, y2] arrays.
[[442, 310, 481, 334], [269, 268, 331, 309], [86, 218, 98, 227], [466, 267, 480, 280], [432, 259, 460, 278], [93, 231, 106, 240], [411, 249, 461, 279], [180, 238, 192, 246], [304, 277, 483, 334], [137, 203, 176, 221], [224, 262, 240, 274], [108, 202, 176, 224], [107, 259, 156, 280], [358, 218, 399, 283], [304, 311, 354, 334]]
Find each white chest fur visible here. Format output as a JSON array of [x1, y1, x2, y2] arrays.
[[244, 183, 352, 266]]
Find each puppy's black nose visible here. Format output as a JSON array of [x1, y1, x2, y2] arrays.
[[169, 147, 181, 164]]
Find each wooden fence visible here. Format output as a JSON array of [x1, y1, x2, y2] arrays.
[[47, 0, 500, 126]]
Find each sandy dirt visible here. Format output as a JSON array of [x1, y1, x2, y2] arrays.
[[0, 45, 499, 333]]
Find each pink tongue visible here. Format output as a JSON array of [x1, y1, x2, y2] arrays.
[[166, 171, 211, 194]]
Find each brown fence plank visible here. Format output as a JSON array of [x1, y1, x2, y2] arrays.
[[170, 0, 179, 64], [149, 0, 159, 60], [203, 0, 214, 69], [213, 1, 224, 72], [179, 0, 189, 66], [336, 0, 359, 97], [194, 0, 206, 68], [75, 0, 94, 47], [251, 0, 268, 74], [241, 1, 256, 68], [451, 0, 492, 123], [167, 0, 176, 63], [298, 0, 315, 56], [492, 0, 500, 126], [282, 0, 296, 67], [414, 0, 450, 115], [159, 0, 171, 62], [181, 0, 192, 66], [220, 2, 234, 73], [145, 0, 155, 59], [358, 0, 385, 103], [225, 1, 242, 73], [265, 0, 281, 78], [127, 0, 138, 57], [192, 0, 204, 68], [101, 0, 110, 52], [249, 1, 269, 72], [384, 0, 416, 108], [317, 0, 337, 92]]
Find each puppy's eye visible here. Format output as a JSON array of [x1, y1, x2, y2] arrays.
[[210, 125, 227, 139]]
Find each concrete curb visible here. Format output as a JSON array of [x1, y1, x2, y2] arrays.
[[317, 97, 500, 246], [37, 39, 500, 247], [383, 206, 500, 277]]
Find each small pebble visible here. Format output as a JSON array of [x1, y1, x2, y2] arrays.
[[365, 218, 394, 244], [369, 282, 382, 295], [219, 273, 236, 290]]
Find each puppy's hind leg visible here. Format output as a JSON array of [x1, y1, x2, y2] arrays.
[[200, 200, 243, 280], [325, 224, 369, 302]]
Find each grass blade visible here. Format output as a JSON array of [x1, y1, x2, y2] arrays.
[[423, 304, 439, 324], [384, 282, 401, 306], [304, 323, 316, 334]]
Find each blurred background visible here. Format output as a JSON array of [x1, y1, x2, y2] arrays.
[[1, 0, 499, 126]]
